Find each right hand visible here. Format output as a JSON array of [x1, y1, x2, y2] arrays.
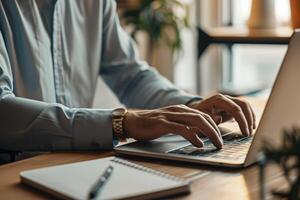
[[123, 104, 223, 149]]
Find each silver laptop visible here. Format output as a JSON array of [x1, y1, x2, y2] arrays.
[[115, 30, 300, 168]]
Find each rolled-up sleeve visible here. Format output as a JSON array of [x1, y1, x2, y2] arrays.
[[0, 32, 113, 152], [100, 0, 202, 109]]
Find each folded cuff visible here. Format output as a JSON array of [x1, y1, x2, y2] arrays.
[[72, 109, 113, 150]]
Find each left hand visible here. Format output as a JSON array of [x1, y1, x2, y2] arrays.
[[187, 94, 256, 136]]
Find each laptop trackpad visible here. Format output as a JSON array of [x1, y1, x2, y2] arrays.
[[121, 134, 190, 153]]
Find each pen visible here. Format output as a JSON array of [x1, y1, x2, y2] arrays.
[[88, 165, 114, 200]]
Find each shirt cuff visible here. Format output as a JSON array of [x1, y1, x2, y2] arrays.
[[72, 109, 113, 150], [113, 139, 119, 147], [162, 92, 203, 107], [185, 96, 203, 106]]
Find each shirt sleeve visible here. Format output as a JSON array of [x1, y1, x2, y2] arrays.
[[100, 0, 202, 109], [0, 31, 114, 152]]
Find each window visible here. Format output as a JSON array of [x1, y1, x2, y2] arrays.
[[174, 0, 292, 96]]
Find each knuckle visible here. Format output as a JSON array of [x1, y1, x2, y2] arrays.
[[241, 102, 252, 113], [186, 130, 196, 138], [238, 100, 248, 107], [201, 114, 213, 122], [238, 99, 250, 108], [179, 124, 188, 130], [231, 105, 242, 113], [178, 104, 189, 109], [214, 93, 224, 99], [157, 118, 167, 124], [154, 116, 167, 125], [192, 114, 204, 122], [157, 114, 167, 120], [170, 104, 184, 109], [202, 113, 211, 119], [164, 105, 174, 110]]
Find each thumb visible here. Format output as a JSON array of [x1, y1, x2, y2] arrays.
[[212, 115, 223, 124]]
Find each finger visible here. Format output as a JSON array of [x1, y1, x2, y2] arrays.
[[249, 105, 257, 129], [162, 105, 221, 134], [230, 97, 257, 131], [165, 113, 223, 148], [215, 110, 233, 122], [201, 113, 222, 138], [163, 120, 204, 147], [161, 110, 221, 135], [163, 104, 202, 115], [214, 96, 250, 136], [229, 98, 254, 134], [211, 114, 223, 124]]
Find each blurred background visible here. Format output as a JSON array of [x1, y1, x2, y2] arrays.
[[94, 0, 298, 108]]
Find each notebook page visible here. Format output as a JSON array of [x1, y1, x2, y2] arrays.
[[21, 157, 186, 200]]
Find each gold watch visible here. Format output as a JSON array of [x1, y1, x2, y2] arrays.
[[111, 108, 128, 141]]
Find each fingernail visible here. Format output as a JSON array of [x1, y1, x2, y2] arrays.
[[197, 141, 203, 148], [220, 138, 223, 146], [214, 115, 223, 124], [196, 136, 204, 147], [249, 127, 253, 135], [246, 128, 250, 136], [218, 136, 223, 148]]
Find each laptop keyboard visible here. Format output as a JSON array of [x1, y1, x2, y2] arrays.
[[168, 133, 253, 160]]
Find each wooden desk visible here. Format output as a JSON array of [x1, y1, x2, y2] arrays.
[[0, 152, 285, 200], [197, 26, 292, 58], [203, 26, 292, 45], [0, 98, 285, 200]]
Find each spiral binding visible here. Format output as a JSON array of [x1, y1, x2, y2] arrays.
[[110, 157, 188, 184]]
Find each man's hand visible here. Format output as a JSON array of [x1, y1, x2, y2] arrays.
[[187, 94, 256, 136], [123, 104, 223, 149]]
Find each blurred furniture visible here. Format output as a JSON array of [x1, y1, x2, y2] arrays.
[[197, 26, 293, 94], [0, 150, 19, 164], [290, 0, 300, 28], [248, 0, 276, 29]]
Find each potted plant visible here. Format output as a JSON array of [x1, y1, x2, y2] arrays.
[[259, 127, 300, 199], [117, 0, 190, 81]]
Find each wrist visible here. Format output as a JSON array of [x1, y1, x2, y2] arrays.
[[111, 108, 128, 141], [122, 110, 135, 138], [186, 99, 200, 109]]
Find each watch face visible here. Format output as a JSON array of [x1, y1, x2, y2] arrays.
[[112, 108, 127, 117]]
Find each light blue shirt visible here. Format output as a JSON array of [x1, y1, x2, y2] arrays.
[[0, 0, 201, 151]]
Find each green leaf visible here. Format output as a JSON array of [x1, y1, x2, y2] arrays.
[[120, 0, 190, 52]]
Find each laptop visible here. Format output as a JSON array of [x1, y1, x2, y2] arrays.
[[115, 30, 300, 168]]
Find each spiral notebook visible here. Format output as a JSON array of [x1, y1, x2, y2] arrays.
[[20, 157, 190, 200]]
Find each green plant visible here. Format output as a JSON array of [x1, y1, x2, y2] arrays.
[[119, 0, 190, 59], [260, 127, 300, 200]]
